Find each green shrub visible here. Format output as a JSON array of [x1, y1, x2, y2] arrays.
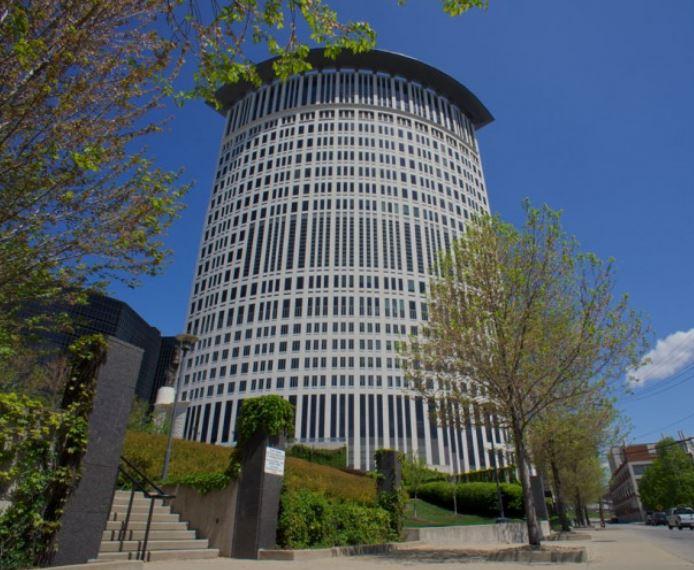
[[165, 472, 231, 494], [417, 481, 524, 518], [236, 395, 294, 447], [278, 488, 394, 549], [287, 444, 346, 469]]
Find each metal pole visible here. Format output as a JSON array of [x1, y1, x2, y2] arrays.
[[491, 436, 506, 520], [161, 343, 189, 481]]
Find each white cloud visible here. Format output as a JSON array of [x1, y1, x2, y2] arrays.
[[629, 328, 694, 387]]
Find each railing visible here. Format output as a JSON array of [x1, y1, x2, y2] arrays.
[[117, 456, 175, 561]]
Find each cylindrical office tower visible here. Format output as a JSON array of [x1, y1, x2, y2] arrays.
[[180, 49, 509, 472]]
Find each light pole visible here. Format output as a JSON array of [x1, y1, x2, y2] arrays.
[[160, 333, 197, 481], [490, 434, 507, 521]]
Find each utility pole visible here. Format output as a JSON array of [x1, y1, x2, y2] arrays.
[[160, 333, 198, 481]]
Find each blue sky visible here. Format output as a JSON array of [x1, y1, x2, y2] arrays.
[[111, 0, 694, 443]]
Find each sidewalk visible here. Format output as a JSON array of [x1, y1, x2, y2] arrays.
[[148, 527, 694, 569]]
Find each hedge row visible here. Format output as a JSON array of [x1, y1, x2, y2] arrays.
[[278, 488, 395, 549], [123, 431, 376, 503], [417, 481, 524, 518], [123, 431, 230, 482], [286, 444, 347, 469], [284, 456, 376, 504]]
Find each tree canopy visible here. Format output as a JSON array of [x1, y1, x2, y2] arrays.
[[404, 203, 648, 545], [0, 0, 488, 357], [639, 438, 694, 511]]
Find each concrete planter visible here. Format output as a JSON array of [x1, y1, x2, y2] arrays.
[[404, 520, 552, 544]]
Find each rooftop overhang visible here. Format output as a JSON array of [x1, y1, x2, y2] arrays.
[[214, 49, 494, 130]]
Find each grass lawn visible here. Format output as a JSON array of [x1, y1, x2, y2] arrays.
[[404, 498, 497, 527]]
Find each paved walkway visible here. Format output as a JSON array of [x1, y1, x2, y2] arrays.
[[148, 526, 694, 569]]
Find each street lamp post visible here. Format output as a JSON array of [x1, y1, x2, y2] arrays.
[[490, 435, 507, 521], [161, 333, 198, 481]]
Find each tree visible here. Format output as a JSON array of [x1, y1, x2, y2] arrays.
[[639, 438, 694, 511], [404, 203, 648, 547], [402, 451, 429, 517], [0, 1, 188, 357], [529, 396, 619, 531], [0, 1, 489, 358]]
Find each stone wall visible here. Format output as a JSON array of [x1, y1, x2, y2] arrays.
[[164, 482, 239, 557], [404, 521, 552, 545]]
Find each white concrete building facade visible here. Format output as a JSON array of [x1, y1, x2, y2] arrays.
[[178, 49, 507, 471]]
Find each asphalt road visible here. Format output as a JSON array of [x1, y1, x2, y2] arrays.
[[612, 523, 694, 564]]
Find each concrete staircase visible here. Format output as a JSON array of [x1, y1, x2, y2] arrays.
[[95, 490, 219, 562]]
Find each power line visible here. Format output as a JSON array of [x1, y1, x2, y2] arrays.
[[624, 370, 694, 403], [628, 361, 694, 396], [632, 410, 694, 440]]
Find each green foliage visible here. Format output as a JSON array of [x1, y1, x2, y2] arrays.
[[0, 2, 188, 359], [236, 395, 294, 448], [277, 488, 395, 549], [638, 438, 694, 511], [417, 481, 524, 519], [458, 466, 518, 483], [126, 398, 169, 435], [0, 335, 106, 569], [122, 431, 232, 483], [284, 457, 376, 504], [166, 472, 232, 495], [286, 444, 346, 469]]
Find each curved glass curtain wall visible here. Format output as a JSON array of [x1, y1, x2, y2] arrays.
[[180, 67, 509, 472]]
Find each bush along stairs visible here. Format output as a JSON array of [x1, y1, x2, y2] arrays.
[[93, 458, 218, 562]]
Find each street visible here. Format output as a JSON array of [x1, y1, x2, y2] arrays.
[[612, 523, 694, 565]]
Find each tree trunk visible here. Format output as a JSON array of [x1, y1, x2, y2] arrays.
[[549, 457, 570, 532], [584, 506, 591, 527], [513, 423, 543, 547], [574, 490, 585, 527]]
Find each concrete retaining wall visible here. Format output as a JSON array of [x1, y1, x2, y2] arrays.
[[164, 482, 238, 557], [404, 521, 551, 545]]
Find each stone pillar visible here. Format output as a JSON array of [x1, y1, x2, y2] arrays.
[[231, 432, 286, 559], [51, 337, 142, 566], [375, 450, 402, 495], [530, 475, 549, 520]]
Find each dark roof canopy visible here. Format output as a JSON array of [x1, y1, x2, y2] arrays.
[[214, 49, 494, 130]]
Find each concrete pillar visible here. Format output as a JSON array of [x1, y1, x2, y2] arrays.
[[231, 432, 286, 558], [51, 337, 142, 566]]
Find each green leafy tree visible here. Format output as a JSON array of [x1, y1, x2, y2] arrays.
[[402, 451, 429, 517], [0, 0, 489, 358], [404, 203, 648, 546], [639, 438, 694, 511], [529, 396, 619, 531]]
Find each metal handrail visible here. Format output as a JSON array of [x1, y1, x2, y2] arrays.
[[117, 456, 175, 561]]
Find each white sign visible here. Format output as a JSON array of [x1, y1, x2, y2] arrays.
[[264, 447, 285, 476]]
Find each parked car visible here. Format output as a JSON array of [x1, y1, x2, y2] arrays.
[[666, 507, 694, 530], [652, 511, 668, 526]]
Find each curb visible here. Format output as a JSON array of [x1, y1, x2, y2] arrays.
[[53, 562, 144, 570], [487, 547, 587, 563], [258, 543, 398, 560]]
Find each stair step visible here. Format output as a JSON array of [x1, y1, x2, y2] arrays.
[[97, 549, 219, 562], [99, 539, 209, 553], [105, 520, 188, 531], [111, 504, 171, 513], [112, 498, 166, 508], [102, 529, 196, 541], [109, 512, 179, 523]]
